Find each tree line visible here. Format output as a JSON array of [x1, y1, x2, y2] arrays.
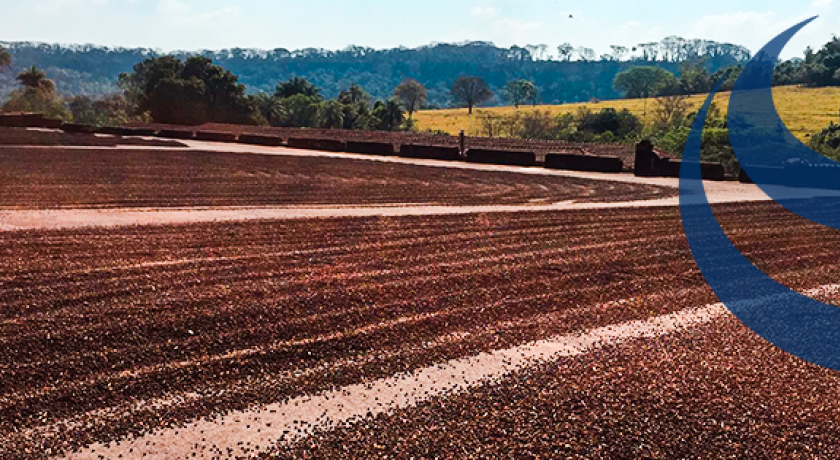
[[4, 32, 840, 164], [0, 45, 740, 171], [0, 37, 752, 107], [113, 55, 529, 129], [0, 49, 565, 130]]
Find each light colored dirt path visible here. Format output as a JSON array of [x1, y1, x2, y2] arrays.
[[0, 201, 665, 231], [62, 282, 840, 460], [2, 181, 838, 231], [4, 141, 839, 231], [62, 302, 730, 460]]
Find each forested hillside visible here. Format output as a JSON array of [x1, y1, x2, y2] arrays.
[[0, 37, 751, 107]]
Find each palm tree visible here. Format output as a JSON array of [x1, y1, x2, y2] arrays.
[[274, 76, 320, 99], [338, 84, 370, 107], [375, 98, 405, 131], [16, 66, 56, 93], [0, 47, 11, 74], [319, 100, 345, 129], [253, 93, 285, 126]]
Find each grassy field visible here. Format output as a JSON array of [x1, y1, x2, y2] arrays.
[[415, 85, 840, 142]]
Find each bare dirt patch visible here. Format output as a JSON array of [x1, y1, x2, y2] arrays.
[[0, 127, 186, 148], [4, 201, 840, 457], [270, 313, 840, 459], [0, 146, 674, 210]]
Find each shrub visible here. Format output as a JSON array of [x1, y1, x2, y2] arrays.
[[576, 107, 642, 139], [809, 122, 840, 160]]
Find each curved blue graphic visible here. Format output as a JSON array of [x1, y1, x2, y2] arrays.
[[729, 16, 840, 228], [681, 17, 840, 370]]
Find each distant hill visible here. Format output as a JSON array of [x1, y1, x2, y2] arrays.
[[0, 38, 751, 107]]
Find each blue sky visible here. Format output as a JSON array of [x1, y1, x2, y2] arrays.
[[4, 0, 838, 59]]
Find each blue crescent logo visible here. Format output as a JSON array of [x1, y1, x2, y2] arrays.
[[680, 15, 840, 370]]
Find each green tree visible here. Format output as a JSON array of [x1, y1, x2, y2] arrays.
[[451, 76, 493, 115], [276, 94, 321, 127], [67, 96, 97, 124], [67, 94, 132, 126], [119, 55, 258, 125], [338, 84, 371, 107], [809, 121, 840, 160], [253, 93, 283, 126], [182, 56, 258, 124], [577, 47, 596, 62], [372, 98, 405, 131], [0, 38, 755, 109], [576, 107, 642, 139], [711, 65, 742, 91], [2, 89, 70, 119], [613, 66, 676, 114], [800, 37, 840, 87], [556, 43, 574, 61], [651, 94, 692, 129], [338, 84, 374, 129], [0, 47, 11, 74], [319, 100, 345, 129], [773, 60, 803, 86], [16, 66, 56, 93], [118, 55, 179, 117], [3, 65, 68, 119], [275, 76, 322, 99], [393, 78, 427, 118], [613, 66, 675, 98], [503, 79, 537, 108], [149, 77, 208, 125], [678, 62, 712, 94]]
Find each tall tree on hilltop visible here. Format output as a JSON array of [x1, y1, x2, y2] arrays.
[[451, 76, 493, 115], [393, 78, 427, 118], [556, 43, 574, 61], [610, 45, 629, 61], [577, 47, 596, 62]]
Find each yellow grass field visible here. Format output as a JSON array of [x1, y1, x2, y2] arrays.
[[415, 85, 840, 142]]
